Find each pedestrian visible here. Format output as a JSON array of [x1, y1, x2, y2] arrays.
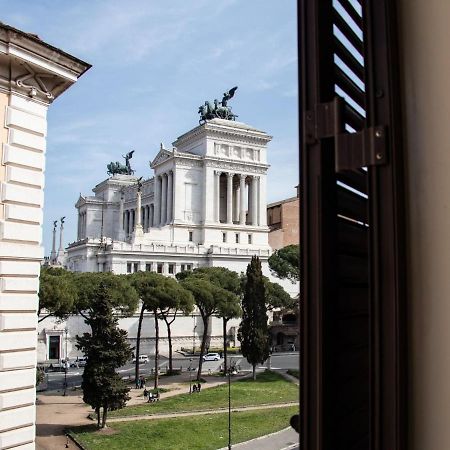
[[143, 388, 148, 398], [192, 384, 197, 393], [197, 382, 201, 392]]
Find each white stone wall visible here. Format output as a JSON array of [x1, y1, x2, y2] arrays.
[[37, 311, 241, 362], [0, 23, 89, 449]]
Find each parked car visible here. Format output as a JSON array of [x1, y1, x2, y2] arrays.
[[70, 357, 87, 367], [203, 353, 221, 361], [133, 354, 149, 364]]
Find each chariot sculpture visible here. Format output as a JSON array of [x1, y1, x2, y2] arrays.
[[198, 86, 238, 124], [107, 150, 135, 176]]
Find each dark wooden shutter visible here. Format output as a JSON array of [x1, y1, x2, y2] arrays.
[[299, 0, 406, 449]]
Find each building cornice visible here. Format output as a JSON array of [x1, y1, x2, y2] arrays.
[[173, 119, 272, 150], [0, 23, 91, 103]]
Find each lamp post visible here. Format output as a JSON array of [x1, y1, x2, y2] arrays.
[[228, 357, 236, 449], [189, 358, 193, 394], [63, 327, 68, 396]]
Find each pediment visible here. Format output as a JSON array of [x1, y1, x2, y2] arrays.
[[150, 149, 172, 168], [75, 194, 86, 208]]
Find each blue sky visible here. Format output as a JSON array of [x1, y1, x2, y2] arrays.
[[1, 1, 298, 253]]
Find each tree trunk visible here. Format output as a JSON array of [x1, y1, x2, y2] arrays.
[[101, 404, 108, 428], [154, 310, 159, 390], [134, 304, 145, 386], [96, 407, 100, 428], [252, 363, 256, 380], [197, 314, 209, 380], [223, 317, 228, 374]]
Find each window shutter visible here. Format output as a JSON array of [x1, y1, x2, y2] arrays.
[[299, 0, 406, 448]]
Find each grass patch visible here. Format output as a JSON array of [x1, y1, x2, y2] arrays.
[[110, 370, 297, 418], [72, 406, 298, 450], [287, 369, 299, 379]]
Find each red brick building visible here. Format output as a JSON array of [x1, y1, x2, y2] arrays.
[[267, 187, 299, 250]]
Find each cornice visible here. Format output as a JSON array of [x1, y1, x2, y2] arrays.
[[204, 157, 269, 174], [173, 119, 272, 150], [0, 23, 90, 103]]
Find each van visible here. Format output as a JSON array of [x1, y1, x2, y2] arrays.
[[133, 354, 149, 364]]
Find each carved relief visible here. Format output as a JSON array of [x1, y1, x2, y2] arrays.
[[205, 160, 267, 174], [14, 62, 56, 99]]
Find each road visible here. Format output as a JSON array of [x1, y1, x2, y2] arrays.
[[45, 352, 299, 391]]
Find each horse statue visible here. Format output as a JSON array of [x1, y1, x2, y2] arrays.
[[198, 86, 238, 123], [107, 150, 135, 176]]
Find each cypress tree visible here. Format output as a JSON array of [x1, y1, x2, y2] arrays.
[[76, 282, 132, 428], [238, 256, 270, 380]]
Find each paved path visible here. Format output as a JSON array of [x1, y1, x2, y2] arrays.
[[108, 402, 297, 422], [219, 427, 299, 450]]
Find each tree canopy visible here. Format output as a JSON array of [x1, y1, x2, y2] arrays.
[[132, 271, 194, 384], [38, 266, 77, 322], [268, 244, 299, 283], [73, 272, 138, 319]]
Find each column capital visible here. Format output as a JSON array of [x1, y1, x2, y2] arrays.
[[227, 172, 234, 178], [240, 173, 246, 180]]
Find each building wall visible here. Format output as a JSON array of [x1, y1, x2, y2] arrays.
[[399, 1, 450, 447], [0, 24, 89, 448], [267, 197, 299, 250]]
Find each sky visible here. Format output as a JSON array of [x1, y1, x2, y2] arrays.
[[1, 1, 298, 254]]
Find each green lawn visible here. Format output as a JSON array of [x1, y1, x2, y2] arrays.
[[110, 370, 298, 418], [71, 406, 298, 450]]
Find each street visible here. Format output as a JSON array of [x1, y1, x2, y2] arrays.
[[45, 352, 299, 391]]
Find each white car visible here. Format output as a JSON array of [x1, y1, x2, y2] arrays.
[[70, 357, 87, 367], [133, 354, 149, 364], [203, 353, 221, 361]]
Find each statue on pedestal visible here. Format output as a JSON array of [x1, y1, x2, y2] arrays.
[[107, 150, 135, 176], [198, 86, 238, 123]]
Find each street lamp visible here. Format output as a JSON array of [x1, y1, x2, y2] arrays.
[[63, 327, 68, 396], [189, 358, 193, 394], [228, 357, 236, 449]]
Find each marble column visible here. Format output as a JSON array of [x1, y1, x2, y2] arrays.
[[252, 176, 259, 226], [118, 194, 125, 239], [227, 173, 233, 224], [239, 174, 246, 225], [154, 175, 161, 226], [136, 192, 142, 227], [134, 191, 144, 238], [150, 204, 154, 227], [161, 173, 167, 225], [215, 171, 221, 222], [167, 171, 173, 223], [50, 222, 57, 262], [233, 180, 240, 222]]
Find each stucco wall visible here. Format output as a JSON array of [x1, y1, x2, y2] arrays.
[[399, 1, 450, 447]]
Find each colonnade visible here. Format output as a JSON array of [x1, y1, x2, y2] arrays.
[[214, 171, 260, 226], [122, 204, 156, 235], [119, 171, 173, 236], [77, 211, 87, 239], [153, 171, 173, 227]]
